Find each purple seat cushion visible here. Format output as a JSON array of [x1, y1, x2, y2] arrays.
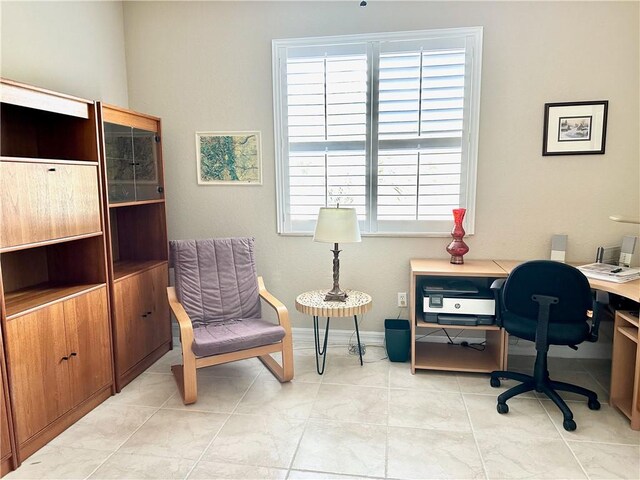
[[170, 237, 261, 326], [192, 318, 286, 357]]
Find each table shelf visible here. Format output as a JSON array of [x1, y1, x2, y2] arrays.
[[414, 340, 503, 373], [610, 311, 640, 430], [409, 259, 508, 375]]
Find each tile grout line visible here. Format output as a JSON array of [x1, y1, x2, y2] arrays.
[[460, 381, 490, 480], [181, 370, 262, 480], [538, 396, 591, 480], [285, 363, 325, 478], [384, 361, 391, 479], [82, 384, 172, 480]]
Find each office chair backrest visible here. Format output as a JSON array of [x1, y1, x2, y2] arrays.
[[170, 237, 261, 326], [503, 260, 592, 323]]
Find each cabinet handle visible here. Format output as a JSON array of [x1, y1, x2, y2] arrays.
[[61, 352, 77, 362], [48, 168, 56, 172], [141, 313, 147, 318], [146, 311, 152, 315]]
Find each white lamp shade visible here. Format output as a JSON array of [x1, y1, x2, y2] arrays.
[[313, 207, 361, 244]]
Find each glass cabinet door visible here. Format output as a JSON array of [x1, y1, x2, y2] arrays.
[[105, 123, 135, 203], [132, 127, 162, 201], [104, 123, 163, 203]]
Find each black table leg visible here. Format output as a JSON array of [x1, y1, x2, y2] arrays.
[[354, 315, 363, 366], [313, 315, 331, 374]]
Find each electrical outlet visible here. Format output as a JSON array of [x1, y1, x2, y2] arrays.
[[397, 292, 407, 308]]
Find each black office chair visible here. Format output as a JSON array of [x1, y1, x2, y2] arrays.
[[489, 260, 601, 431]]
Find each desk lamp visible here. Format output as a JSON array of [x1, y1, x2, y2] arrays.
[[314, 206, 361, 302]]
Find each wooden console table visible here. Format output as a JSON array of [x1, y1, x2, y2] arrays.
[[409, 259, 508, 374]]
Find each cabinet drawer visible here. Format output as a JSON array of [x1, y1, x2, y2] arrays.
[[0, 162, 101, 249]]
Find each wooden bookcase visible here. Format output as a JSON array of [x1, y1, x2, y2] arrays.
[[0, 79, 114, 469], [409, 259, 508, 374], [98, 104, 171, 391]]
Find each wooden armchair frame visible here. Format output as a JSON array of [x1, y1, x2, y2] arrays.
[[167, 276, 293, 404]]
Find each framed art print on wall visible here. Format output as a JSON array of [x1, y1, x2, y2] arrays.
[[196, 131, 262, 185], [542, 101, 608, 156]]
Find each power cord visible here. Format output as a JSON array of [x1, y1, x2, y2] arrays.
[[348, 313, 366, 357], [443, 328, 487, 351], [348, 343, 366, 356]]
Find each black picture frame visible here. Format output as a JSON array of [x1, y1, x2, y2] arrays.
[[542, 100, 608, 156]]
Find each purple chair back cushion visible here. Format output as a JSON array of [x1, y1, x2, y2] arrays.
[[170, 237, 262, 326]]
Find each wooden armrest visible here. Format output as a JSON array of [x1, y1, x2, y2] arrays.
[[258, 276, 291, 332], [167, 286, 194, 345]]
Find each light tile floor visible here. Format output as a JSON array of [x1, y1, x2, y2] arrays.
[[7, 345, 640, 480]]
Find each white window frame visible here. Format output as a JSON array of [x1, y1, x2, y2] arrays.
[[272, 27, 483, 236]]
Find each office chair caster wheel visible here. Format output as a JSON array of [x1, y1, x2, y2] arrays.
[[588, 399, 601, 410], [497, 402, 509, 414], [490, 377, 501, 388], [563, 419, 577, 431]]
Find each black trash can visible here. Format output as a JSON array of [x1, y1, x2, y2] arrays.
[[385, 319, 411, 362]]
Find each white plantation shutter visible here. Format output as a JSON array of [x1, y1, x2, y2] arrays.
[[281, 45, 368, 232], [273, 28, 482, 235]]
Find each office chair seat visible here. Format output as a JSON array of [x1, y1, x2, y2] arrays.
[[502, 311, 590, 345], [490, 260, 601, 431]]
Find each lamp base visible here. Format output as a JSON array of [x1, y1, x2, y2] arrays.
[[324, 290, 348, 302]]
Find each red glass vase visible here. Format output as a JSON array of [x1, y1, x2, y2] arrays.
[[446, 208, 469, 264]]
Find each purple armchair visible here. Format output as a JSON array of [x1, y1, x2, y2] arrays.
[[168, 237, 293, 404]]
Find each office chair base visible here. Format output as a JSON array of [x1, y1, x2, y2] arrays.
[[490, 370, 599, 431]]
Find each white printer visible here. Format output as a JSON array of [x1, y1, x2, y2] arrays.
[[422, 279, 496, 326]]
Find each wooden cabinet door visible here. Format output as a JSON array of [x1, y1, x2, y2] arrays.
[[1, 389, 12, 472], [64, 287, 113, 405], [113, 274, 148, 374], [147, 264, 170, 352], [113, 265, 170, 377], [0, 162, 101, 249], [5, 304, 72, 445], [1, 347, 13, 471]]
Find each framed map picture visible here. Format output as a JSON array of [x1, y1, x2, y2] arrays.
[[196, 131, 262, 185]]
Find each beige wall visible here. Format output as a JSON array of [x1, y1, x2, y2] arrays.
[[122, 1, 639, 332], [1, 1, 129, 105], [4, 1, 636, 333]]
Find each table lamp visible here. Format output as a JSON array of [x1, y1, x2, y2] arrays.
[[314, 206, 361, 301]]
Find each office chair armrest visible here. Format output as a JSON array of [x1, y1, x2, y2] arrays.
[[588, 290, 608, 342], [167, 286, 195, 347], [490, 278, 506, 326], [258, 276, 292, 333]]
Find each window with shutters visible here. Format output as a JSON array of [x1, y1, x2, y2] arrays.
[[272, 28, 482, 235]]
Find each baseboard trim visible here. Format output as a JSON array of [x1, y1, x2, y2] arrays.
[[292, 326, 385, 346], [173, 324, 611, 359], [291, 327, 612, 359]]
